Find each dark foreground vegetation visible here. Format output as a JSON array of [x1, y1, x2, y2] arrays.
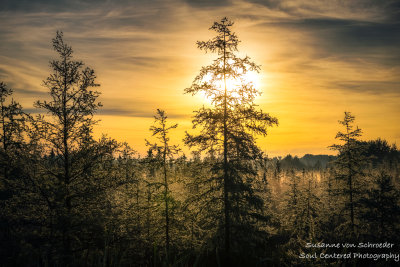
[[1, 18, 399, 266]]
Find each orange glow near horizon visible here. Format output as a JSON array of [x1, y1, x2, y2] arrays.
[[1, 1, 399, 158]]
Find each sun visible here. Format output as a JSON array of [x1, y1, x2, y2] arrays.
[[203, 70, 261, 92], [195, 68, 262, 106]]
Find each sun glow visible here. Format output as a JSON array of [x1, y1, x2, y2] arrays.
[[224, 71, 261, 91], [199, 70, 261, 104]]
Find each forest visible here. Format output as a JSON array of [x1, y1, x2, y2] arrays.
[[0, 18, 399, 267]]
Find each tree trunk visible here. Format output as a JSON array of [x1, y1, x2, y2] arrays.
[[222, 27, 231, 259]]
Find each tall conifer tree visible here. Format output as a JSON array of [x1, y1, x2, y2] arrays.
[[32, 31, 117, 264], [184, 17, 278, 259], [329, 111, 364, 238]]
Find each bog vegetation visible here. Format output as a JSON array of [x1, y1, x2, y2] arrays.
[[0, 18, 399, 267]]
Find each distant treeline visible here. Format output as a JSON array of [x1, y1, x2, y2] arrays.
[[276, 139, 399, 170]]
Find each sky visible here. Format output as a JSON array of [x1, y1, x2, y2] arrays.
[[0, 0, 399, 157]]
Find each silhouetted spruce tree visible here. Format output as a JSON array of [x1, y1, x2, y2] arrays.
[[108, 142, 149, 265], [359, 171, 400, 241], [284, 170, 301, 233], [0, 82, 26, 184], [146, 109, 179, 260], [0, 82, 26, 199], [299, 173, 321, 242], [181, 150, 221, 262], [282, 170, 323, 265], [320, 167, 341, 241], [142, 148, 159, 253], [0, 82, 26, 263], [184, 17, 278, 261], [31, 31, 117, 264], [329, 111, 364, 238]]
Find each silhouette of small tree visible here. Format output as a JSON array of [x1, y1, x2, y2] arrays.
[[146, 109, 179, 261]]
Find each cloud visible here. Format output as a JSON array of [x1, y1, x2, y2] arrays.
[[98, 107, 187, 119], [281, 18, 400, 47], [270, 18, 400, 66], [0, 0, 151, 13], [328, 81, 400, 95], [14, 88, 48, 97], [181, 0, 232, 8], [23, 102, 188, 119], [244, 0, 400, 20]]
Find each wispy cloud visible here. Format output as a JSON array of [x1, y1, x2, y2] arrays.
[[98, 108, 188, 119]]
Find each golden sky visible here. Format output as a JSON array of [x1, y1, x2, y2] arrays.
[[0, 0, 399, 157]]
